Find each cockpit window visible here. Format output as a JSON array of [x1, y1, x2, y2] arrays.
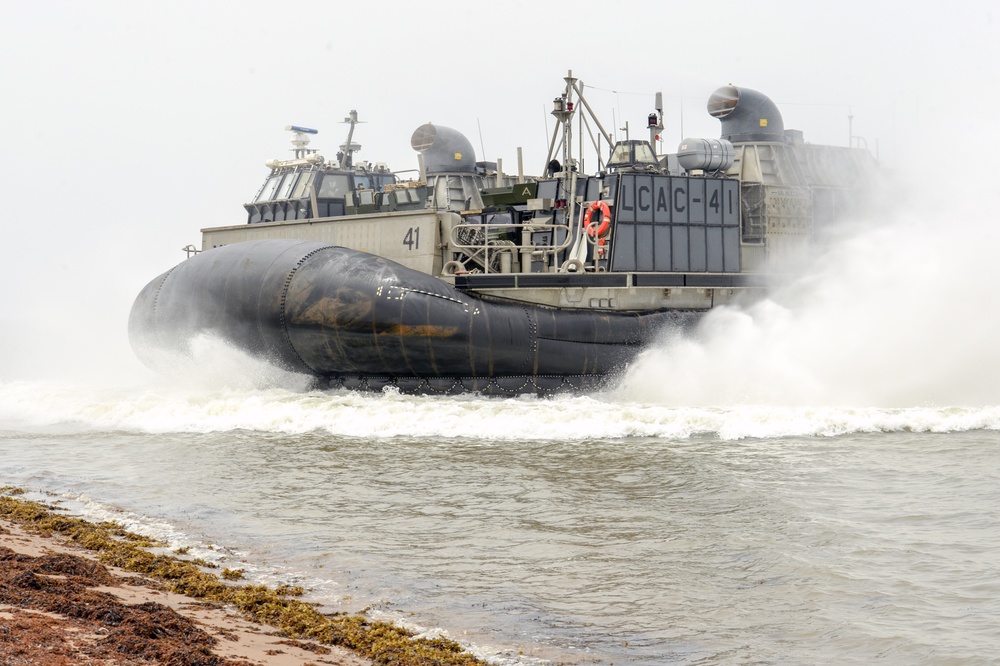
[[633, 142, 657, 164], [292, 172, 315, 199], [276, 172, 298, 199], [608, 141, 658, 167], [608, 143, 631, 166], [255, 174, 281, 202], [354, 175, 373, 190], [318, 174, 350, 198]]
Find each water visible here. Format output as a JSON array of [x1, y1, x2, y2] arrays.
[[2, 378, 999, 665]]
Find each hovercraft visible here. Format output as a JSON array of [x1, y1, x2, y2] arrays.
[[129, 72, 877, 394]]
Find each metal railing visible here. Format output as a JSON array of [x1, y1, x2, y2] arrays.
[[447, 221, 581, 274]]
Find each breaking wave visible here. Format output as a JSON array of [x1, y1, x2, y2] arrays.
[[2, 379, 998, 443]]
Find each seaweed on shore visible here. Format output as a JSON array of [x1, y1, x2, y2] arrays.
[[0, 544, 249, 666], [0, 487, 486, 666]]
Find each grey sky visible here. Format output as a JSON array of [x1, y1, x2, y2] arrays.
[[1, 0, 996, 380]]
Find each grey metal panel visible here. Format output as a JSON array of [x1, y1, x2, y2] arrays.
[[730, 273, 777, 286], [536, 179, 558, 199], [585, 177, 604, 201], [578, 273, 629, 287], [605, 176, 619, 205], [617, 174, 637, 223], [633, 273, 685, 287], [724, 226, 741, 271], [613, 223, 636, 271], [707, 227, 724, 271], [652, 176, 670, 224], [689, 178, 706, 225], [636, 224, 654, 271], [723, 180, 739, 226], [686, 274, 735, 287], [603, 173, 742, 273], [690, 226, 707, 271], [671, 177, 689, 224], [705, 179, 722, 225], [672, 225, 689, 271], [455, 275, 517, 289], [654, 223, 672, 271], [635, 175, 654, 223], [517, 274, 629, 288]]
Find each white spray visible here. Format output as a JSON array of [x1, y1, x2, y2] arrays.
[[615, 171, 1000, 407]]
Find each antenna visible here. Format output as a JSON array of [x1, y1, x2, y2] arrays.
[[284, 125, 318, 159], [477, 118, 487, 164], [679, 101, 684, 142], [542, 103, 550, 148]]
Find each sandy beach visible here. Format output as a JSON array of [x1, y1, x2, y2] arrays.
[[0, 517, 373, 666], [0, 490, 486, 666]]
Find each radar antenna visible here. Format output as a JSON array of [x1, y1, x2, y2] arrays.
[[284, 125, 318, 159]]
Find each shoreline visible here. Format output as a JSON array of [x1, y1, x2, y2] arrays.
[[0, 487, 487, 666]]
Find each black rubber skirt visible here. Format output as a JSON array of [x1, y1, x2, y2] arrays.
[[129, 240, 686, 394]]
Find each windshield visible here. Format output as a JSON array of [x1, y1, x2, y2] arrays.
[[292, 172, 314, 199], [609, 143, 631, 166], [255, 174, 281, 202], [633, 142, 657, 164], [318, 174, 350, 198], [276, 172, 298, 199]]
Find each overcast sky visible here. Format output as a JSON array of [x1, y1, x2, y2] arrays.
[[1, 0, 997, 381]]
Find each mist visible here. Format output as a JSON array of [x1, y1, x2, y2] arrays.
[[615, 168, 1000, 407]]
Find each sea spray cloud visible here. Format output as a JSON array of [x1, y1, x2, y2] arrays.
[[615, 175, 1000, 407]]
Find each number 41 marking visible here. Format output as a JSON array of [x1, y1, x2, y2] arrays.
[[403, 227, 420, 250]]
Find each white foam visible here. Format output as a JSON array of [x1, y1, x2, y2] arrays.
[[2, 376, 998, 442]]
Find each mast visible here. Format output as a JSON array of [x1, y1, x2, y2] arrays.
[[648, 92, 664, 157], [544, 70, 617, 174], [339, 110, 362, 169]]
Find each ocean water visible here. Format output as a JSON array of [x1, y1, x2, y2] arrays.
[[2, 375, 999, 665]]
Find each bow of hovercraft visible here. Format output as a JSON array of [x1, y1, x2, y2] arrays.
[[129, 239, 679, 394]]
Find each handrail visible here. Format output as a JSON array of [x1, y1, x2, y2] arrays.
[[448, 222, 576, 274], [449, 222, 575, 252]]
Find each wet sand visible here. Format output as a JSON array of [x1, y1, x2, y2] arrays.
[[0, 517, 372, 665]]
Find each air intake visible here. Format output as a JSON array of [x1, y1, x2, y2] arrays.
[[411, 124, 477, 174], [707, 86, 785, 143]]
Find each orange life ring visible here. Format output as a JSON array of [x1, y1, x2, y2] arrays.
[[584, 200, 611, 237]]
